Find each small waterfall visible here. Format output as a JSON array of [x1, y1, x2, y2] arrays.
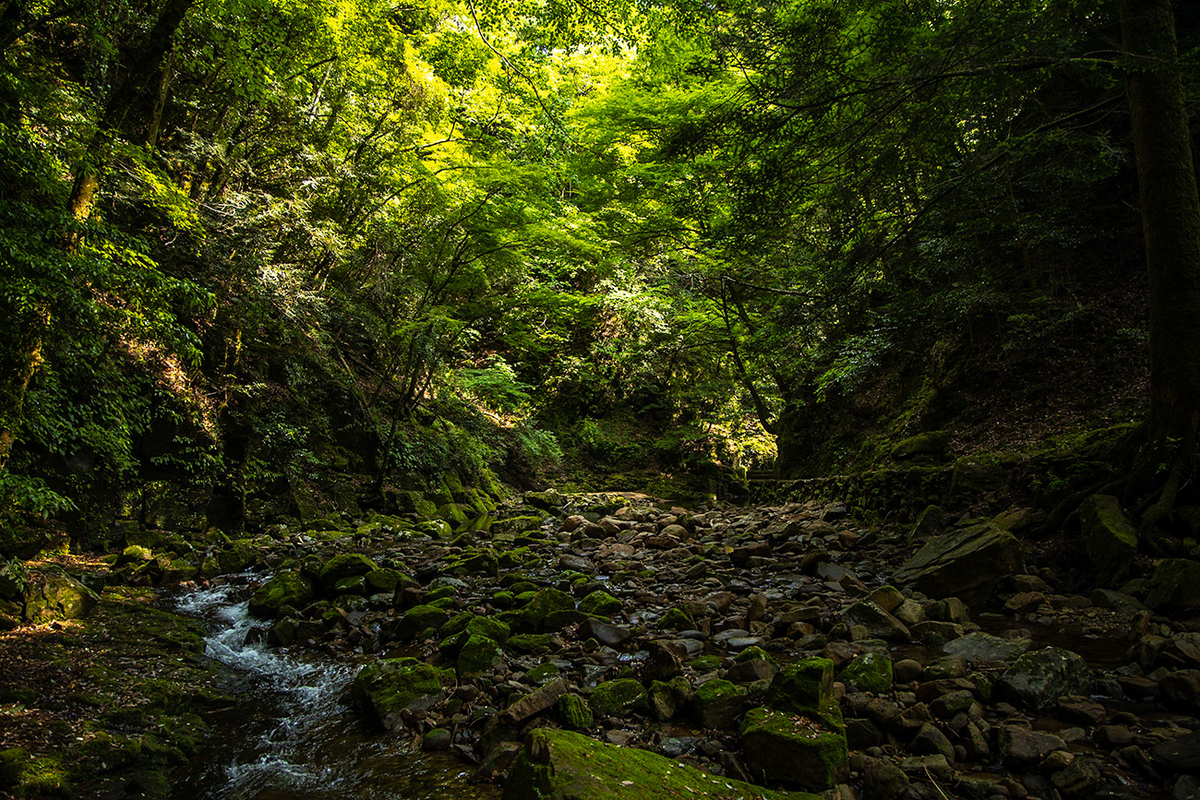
[[172, 577, 498, 800]]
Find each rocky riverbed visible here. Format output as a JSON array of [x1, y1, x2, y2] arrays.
[[6, 490, 1200, 799]]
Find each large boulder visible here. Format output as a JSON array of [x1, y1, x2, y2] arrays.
[[22, 569, 99, 624], [349, 658, 449, 730], [503, 729, 815, 800], [840, 601, 910, 642], [1144, 559, 1200, 611], [1079, 495, 1138, 587], [743, 658, 848, 791], [248, 571, 315, 619], [891, 521, 1024, 599], [318, 553, 378, 593], [997, 647, 1091, 710]]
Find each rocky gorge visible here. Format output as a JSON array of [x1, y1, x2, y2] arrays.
[[4, 485, 1200, 800]]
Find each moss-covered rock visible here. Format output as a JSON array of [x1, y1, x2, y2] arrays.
[[694, 678, 749, 728], [891, 521, 1025, 600], [449, 547, 499, 578], [457, 634, 503, 679], [577, 590, 622, 617], [647, 677, 693, 721], [659, 607, 694, 630], [764, 658, 844, 731], [365, 568, 409, 593], [1143, 558, 1200, 611], [839, 652, 893, 694], [395, 604, 449, 639], [891, 431, 950, 461], [493, 516, 545, 537], [217, 538, 256, 573], [507, 633, 555, 654], [997, 646, 1091, 710], [503, 729, 817, 800], [443, 612, 510, 644], [1080, 495, 1138, 587], [318, 553, 379, 593], [589, 678, 645, 718], [742, 706, 849, 791], [22, 569, 99, 624], [248, 571, 315, 619], [349, 658, 449, 731], [517, 587, 576, 632], [557, 694, 594, 730]]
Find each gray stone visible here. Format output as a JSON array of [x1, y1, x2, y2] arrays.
[[1145, 559, 1200, 611], [892, 521, 1024, 599], [998, 646, 1091, 711], [943, 632, 1031, 666], [840, 601, 910, 642], [1079, 495, 1138, 587], [998, 725, 1066, 767]]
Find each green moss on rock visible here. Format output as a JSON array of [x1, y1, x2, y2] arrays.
[[248, 571, 316, 619], [578, 590, 622, 617], [503, 729, 818, 800], [839, 652, 893, 694], [589, 678, 645, 718], [349, 658, 449, 731], [318, 553, 379, 592], [741, 706, 849, 791]]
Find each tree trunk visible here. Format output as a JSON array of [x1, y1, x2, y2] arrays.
[[1119, 0, 1200, 523], [67, 0, 195, 220]]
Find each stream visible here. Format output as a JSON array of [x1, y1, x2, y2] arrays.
[[169, 576, 499, 800]]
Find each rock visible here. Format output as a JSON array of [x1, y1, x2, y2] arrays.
[[764, 658, 844, 730], [248, 571, 315, 619], [457, 635, 503, 678], [1056, 696, 1106, 726], [910, 723, 955, 764], [589, 679, 645, 718], [318, 553, 378, 592], [579, 619, 634, 647], [908, 505, 950, 545], [1051, 756, 1103, 796], [1154, 729, 1200, 772], [1090, 588, 1147, 614], [840, 601, 910, 642], [943, 632, 1031, 666], [518, 588, 579, 632], [998, 647, 1091, 710], [1145, 559, 1200, 611], [523, 490, 565, 511], [557, 694, 594, 730], [839, 652, 893, 694], [647, 678, 693, 721], [929, 690, 975, 719], [742, 706, 849, 791], [694, 679, 748, 729], [659, 608, 694, 630], [578, 590, 622, 617], [350, 658, 448, 730], [998, 725, 1066, 767], [1079, 495, 1138, 587], [423, 728, 453, 751], [21, 569, 99, 624], [891, 431, 949, 461], [1159, 669, 1200, 710], [502, 728, 805, 800], [395, 604, 449, 639], [923, 654, 967, 680], [894, 659, 923, 683], [506, 678, 568, 723], [892, 522, 1024, 599], [862, 757, 908, 800]]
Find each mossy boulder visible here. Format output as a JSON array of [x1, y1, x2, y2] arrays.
[[395, 604, 449, 639], [1080, 495, 1138, 587], [493, 516, 545, 537], [507, 633, 555, 654], [839, 652, 893, 694], [589, 678, 645, 718], [742, 706, 849, 791], [318, 553, 379, 593], [457, 634, 504, 678], [577, 590, 622, 618], [523, 489, 566, 511], [22, 569, 99, 624], [349, 658, 449, 731], [503, 729, 816, 800], [449, 547, 499, 578], [518, 587, 577, 632], [443, 612, 511, 644], [217, 538, 256, 573], [365, 568, 409, 593], [695, 678, 750, 728], [659, 607, 694, 630], [891, 431, 950, 461], [248, 571, 316, 619], [1144, 559, 1200, 611], [557, 694, 594, 730], [764, 658, 844, 731], [116, 545, 153, 566], [647, 677, 694, 721]]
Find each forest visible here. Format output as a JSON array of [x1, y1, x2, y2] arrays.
[[1, 0, 1199, 798]]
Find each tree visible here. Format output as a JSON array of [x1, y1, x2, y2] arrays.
[[1119, 0, 1200, 533]]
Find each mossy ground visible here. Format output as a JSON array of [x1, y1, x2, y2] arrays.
[[0, 557, 230, 798]]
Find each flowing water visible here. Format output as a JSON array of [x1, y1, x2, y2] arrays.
[[171, 577, 499, 800]]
